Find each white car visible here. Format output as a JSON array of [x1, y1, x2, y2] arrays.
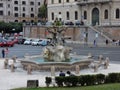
[[38, 39, 50, 46], [31, 39, 40, 46], [24, 39, 32, 45]]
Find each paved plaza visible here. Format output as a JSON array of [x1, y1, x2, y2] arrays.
[[0, 57, 120, 90], [0, 44, 119, 90]]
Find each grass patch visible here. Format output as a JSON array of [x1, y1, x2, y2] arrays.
[[12, 83, 120, 90]]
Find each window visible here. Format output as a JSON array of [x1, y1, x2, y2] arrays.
[[0, 11, 3, 15], [31, 20, 34, 23], [66, 11, 69, 20], [22, 1, 26, 5], [14, 13, 18, 17], [116, 8, 120, 19], [30, 1, 34, 5], [31, 8, 34, 11], [59, 0, 61, 3], [31, 13, 34, 17], [75, 11, 78, 20], [51, 12, 54, 20], [22, 13, 25, 17], [15, 20, 18, 22], [104, 9, 108, 19], [38, 2, 40, 5], [8, 11, 10, 16], [84, 11, 87, 19], [66, 0, 69, 2], [8, 4, 10, 8], [14, 7, 18, 11], [0, 3, 3, 7], [23, 7, 25, 11], [59, 12, 61, 14], [22, 20, 26, 22], [14, 1, 18, 4]]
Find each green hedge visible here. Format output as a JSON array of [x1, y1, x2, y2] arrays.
[[106, 73, 120, 83], [45, 77, 52, 87], [45, 73, 120, 87]]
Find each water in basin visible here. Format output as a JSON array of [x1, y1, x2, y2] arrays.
[[32, 55, 88, 63]]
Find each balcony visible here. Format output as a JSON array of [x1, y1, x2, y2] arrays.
[[77, 0, 112, 6]]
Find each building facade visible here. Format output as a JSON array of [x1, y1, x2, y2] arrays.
[[0, 0, 44, 23], [47, 0, 120, 26]]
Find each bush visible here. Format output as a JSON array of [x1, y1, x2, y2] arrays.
[[55, 76, 65, 87], [106, 73, 120, 83], [50, 72, 120, 87], [96, 74, 105, 84], [45, 77, 52, 87], [78, 75, 96, 86], [84, 75, 96, 86], [78, 75, 85, 86], [64, 76, 78, 87]]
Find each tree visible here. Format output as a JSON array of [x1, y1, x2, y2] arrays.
[[38, 4, 47, 22], [0, 21, 22, 33]]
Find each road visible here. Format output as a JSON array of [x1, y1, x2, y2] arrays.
[[0, 44, 120, 63]]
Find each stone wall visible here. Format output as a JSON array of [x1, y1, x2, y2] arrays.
[[101, 26, 120, 40], [23, 26, 84, 41], [23, 26, 120, 41]]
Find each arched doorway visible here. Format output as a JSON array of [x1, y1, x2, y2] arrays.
[[92, 8, 99, 26]]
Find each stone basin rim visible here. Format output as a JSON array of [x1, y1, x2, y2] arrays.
[[20, 54, 93, 65]]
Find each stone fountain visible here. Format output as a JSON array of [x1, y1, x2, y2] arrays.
[[43, 25, 71, 62], [21, 19, 92, 73]]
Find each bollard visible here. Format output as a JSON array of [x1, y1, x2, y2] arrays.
[[27, 65, 32, 75], [11, 63, 15, 72], [12, 55, 17, 63], [105, 57, 110, 66], [75, 65, 80, 75], [51, 66, 55, 77], [4, 59, 8, 69], [94, 64, 98, 72], [98, 55, 103, 64], [104, 57, 109, 69]]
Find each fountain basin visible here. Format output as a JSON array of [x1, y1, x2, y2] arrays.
[[20, 54, 93, 71]]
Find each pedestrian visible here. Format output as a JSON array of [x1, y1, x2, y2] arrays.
[[93, 39, 96, 46], [118, 40, 120, 46], [59, 71, 65, 76], [1, 49, 5, 58], [105, 39, 109, 45], [66, 71, 75, 76], [5, 47, 9, 57]]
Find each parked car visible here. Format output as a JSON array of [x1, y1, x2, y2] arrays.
[[6, 40, 15, 47], [31, 39, 40, 46], [0, 39, 14, 47], [75, 21, 81, 26], [45, 21, 53, 26], [38, 39, 50, 46], [17, 38, 26, 44], [64, 21, 74, 26], [0, 41, 5, 47], [24, 39, 32, 45]]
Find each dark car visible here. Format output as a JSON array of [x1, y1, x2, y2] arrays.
[[17, 38, 26, 44], [65, 21, 74, 26], [75, 21, 81, 26], [75, 20, 84, 26]]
